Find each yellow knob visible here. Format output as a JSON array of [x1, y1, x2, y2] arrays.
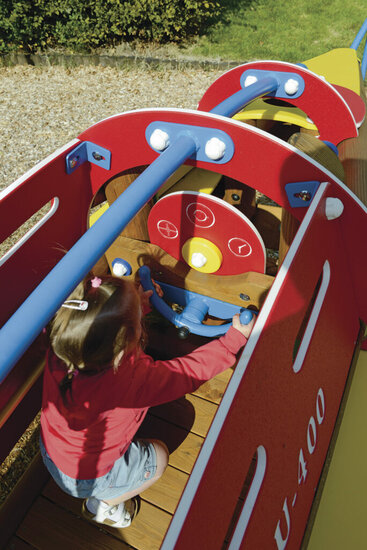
[[182, 237, 222, 273]]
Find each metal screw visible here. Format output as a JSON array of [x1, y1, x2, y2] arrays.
[[240, 293, 250, 301], [231, 193, 240, 201], [294, 191, 311, 201], [92, 151, 105, 161], [70, 156, 79, 169]]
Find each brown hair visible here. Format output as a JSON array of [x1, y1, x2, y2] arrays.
[[49, 275, 142, 398]]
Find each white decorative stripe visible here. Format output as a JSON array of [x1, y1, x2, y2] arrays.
[[0, 198, 59, 267], [293, 261, 331, 373], [228, 446, 267, 550]]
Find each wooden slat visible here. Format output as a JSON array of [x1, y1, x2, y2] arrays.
[[121, 499, 172, 550], [105, 168, 152, 241], [42, 482, 171, 550], [278, 207, 300, 267], [150, 394, 218, 438], [141, 466, 188, 514], [339, 88, 367, 205], [137, 414, 204, 474], [17, 496, 131, 550], [252, 204, 281, 250], [193, 368, 232, 404], [0, 452, 49, 549]]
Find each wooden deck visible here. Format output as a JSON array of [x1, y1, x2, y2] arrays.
[[5, 330, 235, 550]]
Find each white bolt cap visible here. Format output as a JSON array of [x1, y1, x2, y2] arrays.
[[191, 252, 207, 268], [112, 261, 127, 277], [284, 78, 299, 96], [205, 137, 226, 160], [325, 197, 344, 220], [150, 129, 170, 151], [244, 75, 258, 87]]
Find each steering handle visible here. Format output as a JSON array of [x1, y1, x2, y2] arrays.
[[138, 265, 254, 337]]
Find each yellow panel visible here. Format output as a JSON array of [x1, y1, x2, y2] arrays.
[[155, 165, 193, 198], [160, 167, 222, 197], [304, 48, 361, 95], [234, 99, 317, 130], [89, 201, 109, 227], [308, 350, 367, 549]]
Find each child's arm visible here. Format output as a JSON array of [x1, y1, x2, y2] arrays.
[[232, 313, 254, 339], [123, 315, 255, 409]]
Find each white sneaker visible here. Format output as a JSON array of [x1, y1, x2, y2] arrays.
[[82, 497, 137, 528]]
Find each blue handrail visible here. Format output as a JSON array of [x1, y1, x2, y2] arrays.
[[0, 135, 197, 382], [351, 17, 367, 79]]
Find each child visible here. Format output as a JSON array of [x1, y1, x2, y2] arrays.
[[40, 274, 255, 529]]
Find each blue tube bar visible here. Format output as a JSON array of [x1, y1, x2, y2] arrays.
[[210, 76, 279, 118]]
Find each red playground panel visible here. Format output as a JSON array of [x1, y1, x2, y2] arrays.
[[148, 191, 266, 275]]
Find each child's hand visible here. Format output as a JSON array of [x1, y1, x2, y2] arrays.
[[232, 313, 255, 339], [138, 281, 164, 314], [152, 280, 164, 297]]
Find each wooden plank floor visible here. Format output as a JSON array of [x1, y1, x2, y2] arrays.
[[8, 364, 233, 550]]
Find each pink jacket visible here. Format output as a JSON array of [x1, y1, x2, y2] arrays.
[[40, 327, 247, 479]]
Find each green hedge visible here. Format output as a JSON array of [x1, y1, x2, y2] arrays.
[[0, 0, 223, 53]]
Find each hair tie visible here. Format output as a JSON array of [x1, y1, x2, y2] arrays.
[[91, 276, 102, 288], [67, 366, 78, 378]]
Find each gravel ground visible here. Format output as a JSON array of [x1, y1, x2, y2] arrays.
[[0, 63, 223, 503], [0, 64, 223, 191]]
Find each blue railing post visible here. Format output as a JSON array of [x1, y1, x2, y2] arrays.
[[0, 135, 197, 382], [350, 17, 367, 79]]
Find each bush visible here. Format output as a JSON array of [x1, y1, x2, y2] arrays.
[[0, 0, 223, 53]]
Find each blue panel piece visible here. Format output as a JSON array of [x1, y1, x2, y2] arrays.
[[240, 69, 305, 99], [65, 141, 111, 174], [146, 121, 235, 164], [285, 181, 320, 208]]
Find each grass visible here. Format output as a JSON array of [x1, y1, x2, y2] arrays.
[[177, 0, 367, 64]]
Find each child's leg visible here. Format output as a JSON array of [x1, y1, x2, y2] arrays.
[[103, 439, 169, 506], [83, 439, 169, 528]]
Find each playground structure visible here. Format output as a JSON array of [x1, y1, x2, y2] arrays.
[[1, 18, 367, 550]]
